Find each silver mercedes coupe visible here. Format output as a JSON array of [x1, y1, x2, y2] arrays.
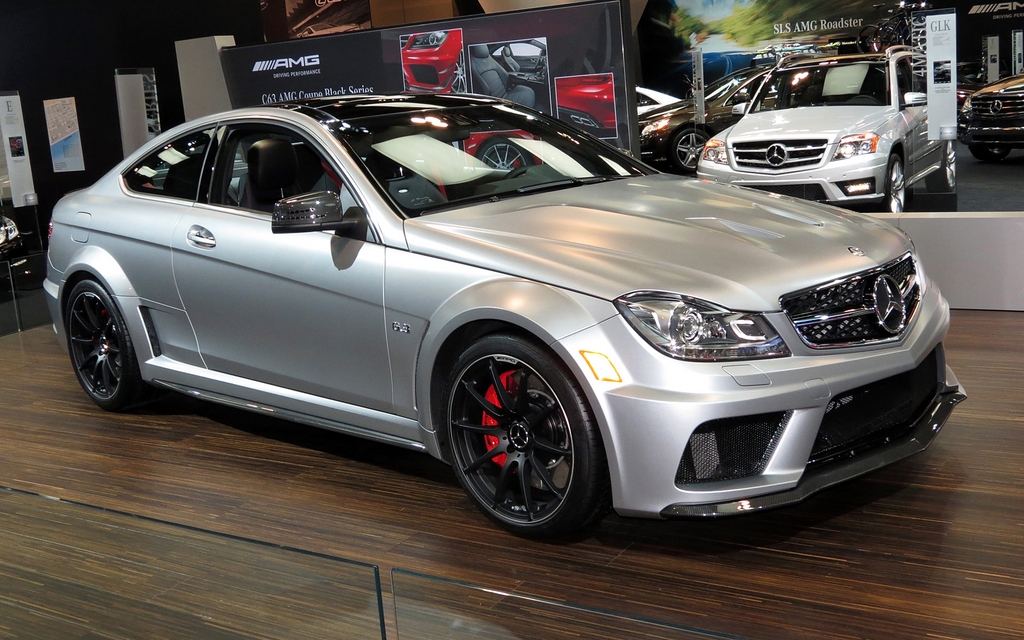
[[45, 94, 965, 536]]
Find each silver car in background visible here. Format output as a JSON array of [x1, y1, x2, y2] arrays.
[[46, 94, 964, 536]]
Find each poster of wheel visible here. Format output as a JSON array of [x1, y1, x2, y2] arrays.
[[399, 29, 467, 94]]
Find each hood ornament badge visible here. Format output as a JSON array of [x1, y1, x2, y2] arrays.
[[848, 246, 866, 256]]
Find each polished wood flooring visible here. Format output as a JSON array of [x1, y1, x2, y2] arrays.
[[1, 310, 1022, 639]]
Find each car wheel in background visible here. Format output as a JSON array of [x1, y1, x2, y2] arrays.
[[476, 136, 529, 171], [444, 334, 610, 537], [670, 128, 709, 173], [968, 144, 1011, 163], [884, 153, 906, 213], [452, 51, 468, 94], [65, 279, 146, 411]]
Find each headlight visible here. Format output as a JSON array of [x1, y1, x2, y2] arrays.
[[961, 94, 972, 115], [615, 292, 790, 361], [702, 139, 728, 165], [640, 118, 670, 138], [410, 31, 448, 48], [833, 133, 879, 160], [1, 216, 17, 243]]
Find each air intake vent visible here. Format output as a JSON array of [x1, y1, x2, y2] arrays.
[[675, 412, 790, 485]]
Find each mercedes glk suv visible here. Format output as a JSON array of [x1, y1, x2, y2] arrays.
[[698, 48, 947, 213]]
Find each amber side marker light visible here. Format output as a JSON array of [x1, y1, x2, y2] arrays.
[[580, 351, 622, 382]]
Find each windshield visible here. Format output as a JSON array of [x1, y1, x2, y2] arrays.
[[705, 68, 763, 102], [752, 62, 890, 112], [330, 103, 649, 216]]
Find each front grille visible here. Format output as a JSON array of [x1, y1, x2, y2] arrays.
[[746, 183, 829, 201], [808, 347, 940, 467], [780, 253, 920, 348], [675, 412, 790, 485], [734, 139, 829, 170], [971, 95, 1024, 119]]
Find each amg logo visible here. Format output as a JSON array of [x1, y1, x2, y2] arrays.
[[251, 55, 321, 72], [969, 2, 1024, 13]]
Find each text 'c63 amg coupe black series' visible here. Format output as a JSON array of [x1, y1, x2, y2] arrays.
[[47, 94, 964, 537]]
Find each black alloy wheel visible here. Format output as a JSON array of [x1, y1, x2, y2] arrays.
[[968, 144, 1011, 163], [65, 279, 145, 411], [670, 128, 709, 173], [445, 334, 609, 536]]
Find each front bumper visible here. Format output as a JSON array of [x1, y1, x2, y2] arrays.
[[958, 119, 1024, 147], [697, 149, 888, 205], [555, 282, 960, 519]]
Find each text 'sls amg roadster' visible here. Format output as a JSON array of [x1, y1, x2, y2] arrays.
[[47, 95, 964, 536]]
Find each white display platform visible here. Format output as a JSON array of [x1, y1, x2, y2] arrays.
[[872, 211, 1024, 311]]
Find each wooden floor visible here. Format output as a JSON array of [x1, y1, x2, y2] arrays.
[[0, 310, 1022, 639]]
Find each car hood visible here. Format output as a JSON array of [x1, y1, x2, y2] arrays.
[[403, 174, 910, 311], [973, 73, 1024, 96], [641, 99, 696, 122], [722, 106, 897, 143]]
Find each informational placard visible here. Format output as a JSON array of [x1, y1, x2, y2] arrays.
[[692, 49, 704, 125], [221, 1, 634, 151], [984, 35, 1000, 83], [916, 9, 958, 141], [42, 97, 85, 173], [0, 91, 36, 207], [1013, 30, 1023, 76]]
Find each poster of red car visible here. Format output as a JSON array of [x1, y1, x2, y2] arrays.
[[400, 29, 466, 93], [554, 73, 617, 139]]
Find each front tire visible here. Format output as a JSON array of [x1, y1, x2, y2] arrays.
[[670, 127, 709, 173], [968, 144, 1010, 162], [883, 153, 906, 213], [444, 334, 610, 537], [65, 279, 145, 411]]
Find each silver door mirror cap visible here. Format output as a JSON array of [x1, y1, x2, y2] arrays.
[[731, 102, 748, 116], [905, 92, 927, 107]]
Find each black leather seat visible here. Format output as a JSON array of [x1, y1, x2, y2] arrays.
[[239, 138, 298, 212], [469, 45, 535, 108]]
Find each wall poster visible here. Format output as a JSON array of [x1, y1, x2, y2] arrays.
[[0, 91, 36, 207], [221, 1, 635, 151], [42, 97, 85, 173]]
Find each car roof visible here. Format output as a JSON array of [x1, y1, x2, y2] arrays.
[[270, 94, 503, 124], [779, 52, 891, 69]]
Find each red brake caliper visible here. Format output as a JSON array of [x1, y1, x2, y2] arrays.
[[483, 370, 515, 466]]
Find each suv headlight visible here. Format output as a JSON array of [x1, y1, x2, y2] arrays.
[[833, 133, 879, 160], [615, 292, 790, 361], [1, 216, 18, 243], [702, 139, 728, 165], [961, 94, 972, 115]]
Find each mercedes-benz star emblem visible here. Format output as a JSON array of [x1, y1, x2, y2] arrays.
[[872, 275, 906, 334], [765, 143, 788, 167], [990, 100, 1003, 115], [848, 246, 866, 256]]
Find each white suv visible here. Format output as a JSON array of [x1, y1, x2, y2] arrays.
[[697, 48, 946, 212]]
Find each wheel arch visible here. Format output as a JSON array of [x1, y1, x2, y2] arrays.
[[414, 278, 616, 462], [55, 246, 140, 350]]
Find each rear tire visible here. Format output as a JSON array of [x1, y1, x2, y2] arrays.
[[443, 334, 610, 537], [65, 279, 146, 411], [968, 144, 1010, 162]]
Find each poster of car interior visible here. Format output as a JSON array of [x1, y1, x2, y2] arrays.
[[42, 97, 85, 173], [0, 91, 36, 207], [637, 0, 890, 95], [222, 1, 632, 149]]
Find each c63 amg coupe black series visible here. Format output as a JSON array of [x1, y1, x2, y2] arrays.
[[46, 94, 963, 536]]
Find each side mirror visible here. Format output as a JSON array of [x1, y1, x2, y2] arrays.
[[904, 92, 927, 107], [272, 191, 361, 234], [731, 102, 748, 116]]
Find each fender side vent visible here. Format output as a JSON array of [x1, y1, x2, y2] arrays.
[[138, 307, 162, 357]]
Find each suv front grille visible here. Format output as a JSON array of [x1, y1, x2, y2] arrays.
[[971, 95, 1024, 119], [780, 253, 920, 348], [808, 346, 940, 467], [733, 139, 829, 170], [746, 183, 829, 201]]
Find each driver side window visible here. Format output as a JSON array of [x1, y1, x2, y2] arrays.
[[209, 125, 359, 216], [897, 59, 914, 107]]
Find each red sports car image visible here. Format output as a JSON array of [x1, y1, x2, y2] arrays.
[[554, 73, 617, 139], [400, 29, 466, 93]]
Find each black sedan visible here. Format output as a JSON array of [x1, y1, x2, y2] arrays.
[[639, 66, 769, 173]]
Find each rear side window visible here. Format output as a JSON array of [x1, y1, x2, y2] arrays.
[[123, 129, 212, 200]]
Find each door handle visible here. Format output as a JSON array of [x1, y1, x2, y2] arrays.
[[186, 225, 217, 248]]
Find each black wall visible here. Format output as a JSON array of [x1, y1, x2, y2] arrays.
[[0, 0, 265, 234]]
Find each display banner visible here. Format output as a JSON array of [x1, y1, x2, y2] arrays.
[[0, 91, 37, 207], [917, 9, 958, 141], [692, 49, 704, 124], [221, 1, 634, 150], [1014, 29, 1023, 74], [43, 97, 85, 173]]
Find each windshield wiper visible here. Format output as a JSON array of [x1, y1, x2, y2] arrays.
[[515, 176, 619, 194]]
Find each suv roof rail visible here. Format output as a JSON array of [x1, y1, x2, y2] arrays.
[[775, 52, 828, 68]]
